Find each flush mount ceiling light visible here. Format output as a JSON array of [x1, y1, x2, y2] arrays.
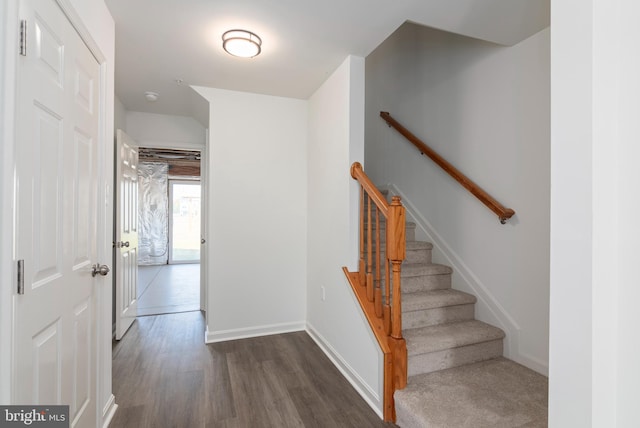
[[144, 91, 159, 102], [222, 29, 262, 58]]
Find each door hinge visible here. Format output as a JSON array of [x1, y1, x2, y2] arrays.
[[19, 20, 27, 56], [17, 260, 24, 294]]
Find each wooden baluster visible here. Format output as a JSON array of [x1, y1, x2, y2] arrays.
[[374, 207, 382, 318], [387, 196, 405, 339], [359, 186, 366, 287], [384, 259, 391, 335], [366, 193, 374, 302], [383, 203, 391, 334]]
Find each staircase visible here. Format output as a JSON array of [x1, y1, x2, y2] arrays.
[[372, 192, 505, 374], [377, 212, 547, 427], [393, 220, 505, 377], [348, 111, 545, 424]]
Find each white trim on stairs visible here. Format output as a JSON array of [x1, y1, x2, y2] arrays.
[[382, 183, 548, 375], [305, 323, 384, 419], [204, 321, 306, 343]]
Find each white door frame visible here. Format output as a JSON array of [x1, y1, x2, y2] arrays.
[[0, 0, 20, 405], [200, 133, 208, 313], [0, 0, 116, 425], [125, 142, 207, 317]]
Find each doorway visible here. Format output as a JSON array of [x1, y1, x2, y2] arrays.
[[134, 148, 202, 317]]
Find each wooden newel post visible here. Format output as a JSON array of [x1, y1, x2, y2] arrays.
[[386, 197, 406, 262], [386, 196, 405, 339]]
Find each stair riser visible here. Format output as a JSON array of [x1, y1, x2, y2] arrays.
[[407, 339, 503, 377], [403, 304, 475, 329], [402, 274, 451, 293], [364, 249, 431, 272], [407, 248, 431, 263], [376, 248, 432, 264], [367, 227, 416, 243]]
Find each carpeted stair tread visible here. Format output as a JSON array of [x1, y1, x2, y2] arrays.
[[377, 241, 432, 261], [400, 240, 432, 251], [403, 289, 476, 312], [400, 262, 452, 277], [394, 357, 548, 428], [404, 320, 505, 356]]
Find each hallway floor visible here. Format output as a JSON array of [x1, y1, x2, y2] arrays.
[[137, 264, 200, 316], [110, 311, 394, 427]]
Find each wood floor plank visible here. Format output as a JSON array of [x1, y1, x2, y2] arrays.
[[204, 347, 236, 423], [260, 360, 305, 428], [111, 311, 395, 428]]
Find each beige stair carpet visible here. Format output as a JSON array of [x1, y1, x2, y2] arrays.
[[395, 357, 548, 428]]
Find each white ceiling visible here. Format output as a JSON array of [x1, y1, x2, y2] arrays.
[[105, 0, 548, 123]]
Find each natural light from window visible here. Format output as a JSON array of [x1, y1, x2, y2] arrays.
[[170, 181, 201, 263]]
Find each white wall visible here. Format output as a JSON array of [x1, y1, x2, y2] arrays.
[[548, 0, 592, 423], [549, 0, 640, 426], [365, 23, 550, 374], [125, 111, 205, 148], [306, 56, 384, 415], [114, 95, 127, 133], [613, 1, 640, 423], [193, 87, 307, 342]]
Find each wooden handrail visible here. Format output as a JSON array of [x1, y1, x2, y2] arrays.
[[343, 162, 407, 422], [350, 162, 388, 217], [379, 111, 515, 224]]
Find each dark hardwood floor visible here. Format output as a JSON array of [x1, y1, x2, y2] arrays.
[[110, 311, 396, 428]]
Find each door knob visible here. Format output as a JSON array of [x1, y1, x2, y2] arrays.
[[91, 263, 110, 277], [201, 238, 206, 244], [115, 241, 130, 248]]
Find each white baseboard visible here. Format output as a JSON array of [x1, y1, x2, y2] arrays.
[[305, 323, 383, 419], [516, 349, 549, 376], [102, 394, 118, 428], [204, 321, 305, 343], [382, 183, 548, 375]]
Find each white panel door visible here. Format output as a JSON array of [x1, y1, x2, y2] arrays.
[[114, 129, 139, 340], [14, 0, 101, 426]]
